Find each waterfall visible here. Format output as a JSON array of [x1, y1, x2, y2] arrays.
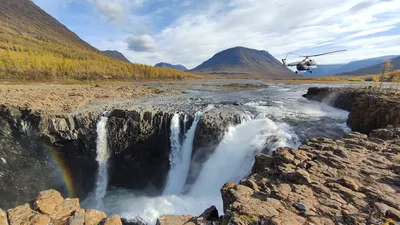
[[189, 117, 299, 196], [163, 113, 183, 194], [163, 112, 202, 195], [94, 116, 110, 208]]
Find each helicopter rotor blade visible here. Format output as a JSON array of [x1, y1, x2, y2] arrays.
[[305, 49, 347, 58]]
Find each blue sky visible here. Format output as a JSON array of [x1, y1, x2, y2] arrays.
[[32, 0, 400, 68]]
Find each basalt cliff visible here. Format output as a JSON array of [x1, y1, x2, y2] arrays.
[[0, 104, 243, 209]]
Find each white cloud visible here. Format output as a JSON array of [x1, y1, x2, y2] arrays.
[[88, 0, 146, 25], [87, 0, 400, 68]]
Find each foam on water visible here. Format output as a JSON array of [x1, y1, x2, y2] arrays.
[[94, 116, 110, 208], [189, 117, 299, 197]]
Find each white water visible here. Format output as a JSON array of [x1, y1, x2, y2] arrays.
[[189, 117, 298, 196], [94, 116, 110, 208], [94, 86, 351, 224], [164, 112, 202, 195], [163, 113, 183, 194]]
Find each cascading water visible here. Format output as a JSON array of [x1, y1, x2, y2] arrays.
[[189, 116, 299, 197], [94, 115, 110, 208], [163, 113, 183, 194], [163, 112, 202, 195]]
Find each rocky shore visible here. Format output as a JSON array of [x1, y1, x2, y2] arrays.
[[0, 189, 126, 225], [156, 87, 400, 225], [304, 87, 400, 133]]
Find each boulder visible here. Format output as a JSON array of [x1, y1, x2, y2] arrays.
[[0, 209, 8, 225], [84, 209, 107, 225], [103, 215, 123, 225], [156, 215, 193, 225], [32, 189, 64, 216]]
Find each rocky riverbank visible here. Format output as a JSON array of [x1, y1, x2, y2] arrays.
[[156, 127, 400, 225], [304, 87, 400, 133], [0, 189, 126, 225]]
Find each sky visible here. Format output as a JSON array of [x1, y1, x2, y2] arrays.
[[32, 0, 400, 69]]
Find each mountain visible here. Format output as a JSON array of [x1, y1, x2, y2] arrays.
[[304, 64, 345, 76], [334, 55, 398, 75], [302, 55, 398, 76], [101, 50, 131, 63], [190, 47, 296, 78], [0, 0, 189, 80], [341, 56, 400, 76], [155, 62, 187, 71]]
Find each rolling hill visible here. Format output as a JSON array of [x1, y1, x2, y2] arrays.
[[0, 0, 189, 80], [190, 47, 296, 78], [101, 50, 131, 63], [305, 64, 345, 76], [305, 55, 398, 76], [155, 62, 187, 71], [341, 56, 400, 76]]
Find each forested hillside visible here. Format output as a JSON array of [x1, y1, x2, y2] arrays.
[[0, 0, 190, 80]]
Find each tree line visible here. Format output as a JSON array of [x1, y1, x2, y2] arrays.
[[0, 28, 192, 81]]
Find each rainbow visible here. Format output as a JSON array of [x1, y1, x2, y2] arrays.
[[48, 149, 76, 198]]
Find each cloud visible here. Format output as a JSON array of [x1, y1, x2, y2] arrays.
[[88, 0, 146, 25], [349, 0, 378, 13], [80, 0, 400, 67], [93, 0, 125, 25], [126, 34, 156, 52]]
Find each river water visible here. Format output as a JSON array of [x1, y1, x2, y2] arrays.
[[84, 82, 350, 224]]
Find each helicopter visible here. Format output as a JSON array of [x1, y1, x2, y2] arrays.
[[282, 50, 347, 74]]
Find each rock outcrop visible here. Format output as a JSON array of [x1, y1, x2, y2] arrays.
[[220, 127, 400, 225], [0, 104, 243, 208], [0, 189, 122, 225], [304, 87, 400, 133]]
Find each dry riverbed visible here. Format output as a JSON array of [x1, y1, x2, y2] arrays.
[[0, 83, 181, 114]]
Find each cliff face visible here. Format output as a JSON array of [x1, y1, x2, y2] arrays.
[[0, 105, 242, 208], [303, 87, 400, 133]]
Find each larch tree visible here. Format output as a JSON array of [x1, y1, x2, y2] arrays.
[[379, 60, 393, 91]]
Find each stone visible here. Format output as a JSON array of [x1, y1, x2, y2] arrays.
[[53, 198, 80, 219], [156, 215, 193, 225], [198, 206, 219, 222], [84, 209, 106, 225], [7, 204, 35, 225], [0, 209, 8, 225], [32, 189, 64, 216], [338, 177, 359, 191], [68, 208, 85, 225], [30, 214, 51, 225], [294, 203, 308, 212], [103, 215, 123, 225]]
